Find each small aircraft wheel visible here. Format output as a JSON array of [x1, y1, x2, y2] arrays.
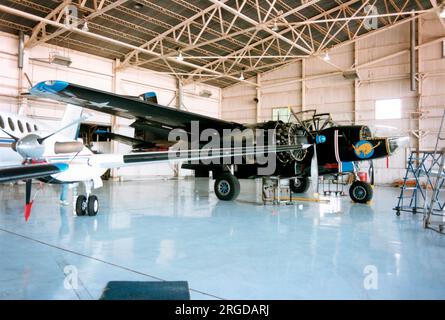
[[289, 177, 310, 194], [87, 195, 99, 216], [75, 195, 87, 216], [214, 173, 240, 201], [396, 210, 400, 217], [349, 181, 373, 203]]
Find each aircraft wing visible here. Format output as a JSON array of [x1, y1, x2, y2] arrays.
[[29, 81, 244, 134], [0, 163, 69, 183], [88, 144, 310, 169]]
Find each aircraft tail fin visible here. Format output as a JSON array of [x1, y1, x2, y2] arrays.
[[59, 104, 83, 140], [139, 92, 158, 104]]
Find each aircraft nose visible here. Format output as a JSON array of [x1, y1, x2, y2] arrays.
[[388, 136, 410, 154]]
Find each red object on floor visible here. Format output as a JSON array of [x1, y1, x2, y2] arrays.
[[358, 172, 368, 182], [24, 201, 33, 222]]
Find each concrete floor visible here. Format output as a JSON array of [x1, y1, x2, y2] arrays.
[[0, 178, 444, 300]]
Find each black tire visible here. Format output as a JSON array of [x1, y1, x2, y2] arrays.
[[75, 195, 87, 216], [87, 195, 99, 216], [214, 173, 240, 201], [349, 181, 373, 203], [289, 177, 310, 194]]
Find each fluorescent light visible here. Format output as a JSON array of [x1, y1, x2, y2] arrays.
[[239, 71, 245, 81], [50, 54, 72, 67], [82, 21, 89, 32]]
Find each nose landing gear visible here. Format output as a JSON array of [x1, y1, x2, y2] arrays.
[[75, 194, 99, 216], [349, 180, 373, 203], [75, 181, 99, 216]]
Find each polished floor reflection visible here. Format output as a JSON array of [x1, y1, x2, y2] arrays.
[[0, 178, 444, 300]]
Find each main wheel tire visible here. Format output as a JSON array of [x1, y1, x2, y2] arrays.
[[87, 195, 99, 216], [349, 181, 373, 203], [75, 195, 87, 216], [289, 177, 310, 194], [214, 173, 240, 201]]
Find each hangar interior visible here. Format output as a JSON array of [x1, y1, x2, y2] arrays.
[[0, 0, 444, 300]]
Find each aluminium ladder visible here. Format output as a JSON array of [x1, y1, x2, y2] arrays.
[[394, 109, 445, 232], [423, 109, 445, 232]]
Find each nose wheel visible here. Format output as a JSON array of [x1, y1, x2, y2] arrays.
[[75, 195, 99, 216]]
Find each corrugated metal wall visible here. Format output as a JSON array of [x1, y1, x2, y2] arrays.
[[222, 13, 445, 184]]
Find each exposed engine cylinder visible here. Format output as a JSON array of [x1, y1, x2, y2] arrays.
[[274, 122, 308, 164], [256, 121, 308, 164], [54, 141, 84, 154]]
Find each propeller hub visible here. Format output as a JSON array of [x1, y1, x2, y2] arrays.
[[15, 134, 45, 160]]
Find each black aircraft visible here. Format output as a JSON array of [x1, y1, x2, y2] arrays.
[[30, 81, 408, 203]]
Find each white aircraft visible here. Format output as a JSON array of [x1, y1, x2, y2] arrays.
[[0, 105, 300, 221]]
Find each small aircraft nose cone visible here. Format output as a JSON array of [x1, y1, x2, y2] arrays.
[[388, 136, 410, 154], [15, 134, 46, 160]]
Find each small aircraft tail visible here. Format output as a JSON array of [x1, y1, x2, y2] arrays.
[[139, 92, 158, 104], [59, 104, 83, 140]]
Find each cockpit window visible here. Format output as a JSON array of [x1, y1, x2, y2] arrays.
[[34, 124, 38, 131], [0, 116, 4, 129], [360, 126, 372, 139], [26, 122, 31, 132]]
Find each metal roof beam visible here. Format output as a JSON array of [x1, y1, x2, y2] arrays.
[[25, 0, 131, 48], [120, 0, 229, 68], [26, 0, 72, 48], [0, 4, 257, 87], [430, 0, 445, 31]]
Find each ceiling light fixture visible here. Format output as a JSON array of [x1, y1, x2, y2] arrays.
[[50, 54, 72, 67], [440, 7, 445, 18], [272, 21, 279, 31], [82, 21, 89, 32], [176, 50, 184, 62], [133, 2, 143, 10], [323, 51, 331, 61], [239, 69, 245, 81]]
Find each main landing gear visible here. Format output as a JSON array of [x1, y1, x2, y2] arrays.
[[349, 180, 373, 203], [290, 176, 373, 203], [75, 181, 99, 216], [289, 177, 310, 193], [214, 172, 240, 201]]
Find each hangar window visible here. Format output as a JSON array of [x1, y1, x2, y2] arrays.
[[0, 116, 4, 129], [8, 117, 15, 131], [375, 99, 401, 120], [17, 120, 24, 133], [272, 107, 290, 122], [26, 122, 31, 132]]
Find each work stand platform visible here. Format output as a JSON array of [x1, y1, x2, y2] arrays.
[[261, 176, 333, 205]]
